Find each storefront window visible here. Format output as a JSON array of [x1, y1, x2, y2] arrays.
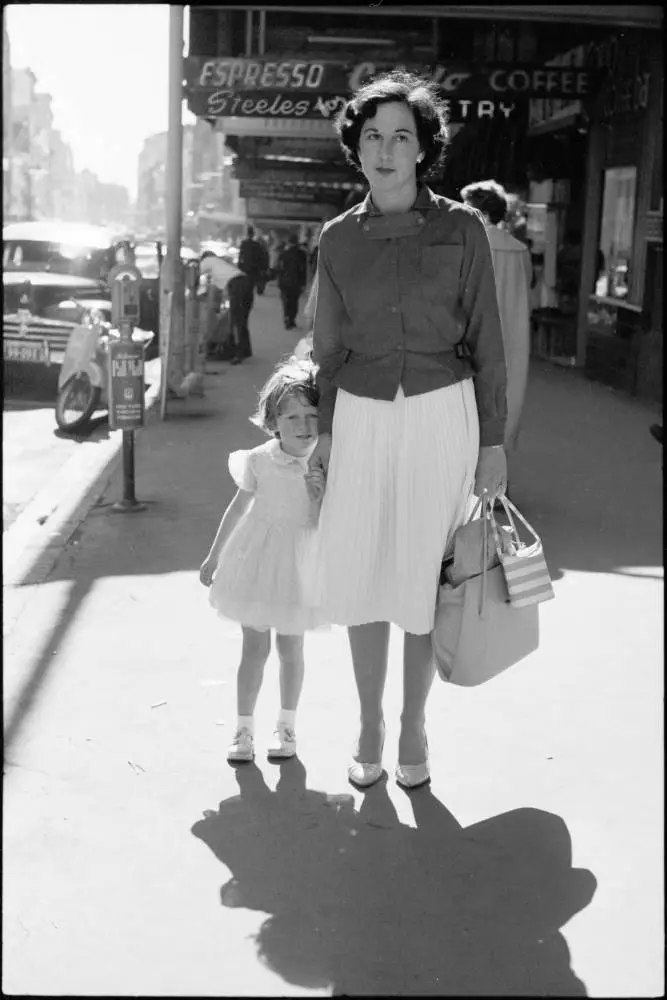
[[594, 166, 637, 300]]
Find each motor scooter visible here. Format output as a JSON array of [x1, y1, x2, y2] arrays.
[[55, 304, 153, 433]]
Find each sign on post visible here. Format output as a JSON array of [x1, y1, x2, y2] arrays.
[[108, 338, 146, 431]]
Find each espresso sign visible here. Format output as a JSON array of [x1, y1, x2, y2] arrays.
[[185, 57, 601, 100]]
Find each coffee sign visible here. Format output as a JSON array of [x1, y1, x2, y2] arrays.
[[185, 57, 601, 100]]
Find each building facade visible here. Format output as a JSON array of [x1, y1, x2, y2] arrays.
[[185, 4, 662, 402], [136, 122, 245, 242]]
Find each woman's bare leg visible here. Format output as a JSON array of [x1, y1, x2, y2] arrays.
[[399, 632, 436, 765], [348, 621, 390, 761]]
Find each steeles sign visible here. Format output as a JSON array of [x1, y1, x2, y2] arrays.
[[185, 57, 603, 124]]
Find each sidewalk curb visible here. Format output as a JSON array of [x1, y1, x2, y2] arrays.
[[3, 362, 163, 608]]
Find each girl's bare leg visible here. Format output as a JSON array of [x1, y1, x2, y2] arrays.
[[275, 633, 305, 712], [237, 627, 272, 717], [348, 621, 390, 761]]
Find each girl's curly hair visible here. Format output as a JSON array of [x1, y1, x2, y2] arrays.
[[334, 69, 449, 180], [250, 355, 319, 438]]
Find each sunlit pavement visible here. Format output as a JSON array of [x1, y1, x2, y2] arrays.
[[3, 282, 663, 997], [3, 357, 161, 533]]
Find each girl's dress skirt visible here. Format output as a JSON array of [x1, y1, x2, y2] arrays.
[[310, 380, 480, 635], [209, 442, 322, 635]]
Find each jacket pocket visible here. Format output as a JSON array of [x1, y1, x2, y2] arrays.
[[421, 245, 463, 280], [421, 246, 463, 304]]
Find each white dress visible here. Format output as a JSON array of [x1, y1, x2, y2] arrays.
[[209, 438, 322, 634]]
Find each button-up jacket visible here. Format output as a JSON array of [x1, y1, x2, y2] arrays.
[[312, 185, 507, 445]]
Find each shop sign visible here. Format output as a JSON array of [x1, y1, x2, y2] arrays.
[[246, 197, 333, 220], [188, 89, 522, 123], [185, 57, 599, 100], [239, 183, 343, 204], [234, 162, 351, 185]]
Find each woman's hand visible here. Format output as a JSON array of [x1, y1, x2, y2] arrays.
[[305, 466, 326, 502], [474, 446, 507, 498], [199, 556, 217, 588], [308, 432, 332, 476]]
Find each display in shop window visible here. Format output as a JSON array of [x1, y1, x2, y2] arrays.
[[594, 166, 636, 302]]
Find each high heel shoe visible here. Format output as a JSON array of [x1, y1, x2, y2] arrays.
[[348, 721, 385, 789], [395, 729, 430, 790]]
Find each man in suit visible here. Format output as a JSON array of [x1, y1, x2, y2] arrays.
[[277, 233, 307, 330]]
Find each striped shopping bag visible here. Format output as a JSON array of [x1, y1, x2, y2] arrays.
[[490, 497, 555, 608]]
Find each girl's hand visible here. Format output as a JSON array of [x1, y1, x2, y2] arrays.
[[474, 446, 507, 498], [199, 556, 217, 588], [308, 432, 332, 476], [305, 466, 326, 502]]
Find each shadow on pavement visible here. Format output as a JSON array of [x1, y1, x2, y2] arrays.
[[53, 412, 111, 442], [192, 760, 597, 997]]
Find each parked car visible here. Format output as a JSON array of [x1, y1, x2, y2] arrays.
[[3, 221, 132, 370], [3, 270, 112, 366]]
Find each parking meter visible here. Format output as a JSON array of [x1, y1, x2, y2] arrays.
[[107, 262, 142, 334], [106, 259, 147, 514]]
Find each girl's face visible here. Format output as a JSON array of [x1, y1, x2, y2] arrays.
[[358, 101, 422, 196], [275, 392, 318, 457]]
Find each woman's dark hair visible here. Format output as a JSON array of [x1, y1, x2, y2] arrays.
[[460, 179, 509, 225], [334, 69, 449, 180]]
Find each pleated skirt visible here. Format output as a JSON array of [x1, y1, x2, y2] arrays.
[[310, 379, 480, 635]]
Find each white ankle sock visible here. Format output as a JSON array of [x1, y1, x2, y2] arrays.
[[237, 715, 254, 734], [278, 709, 296, 729]]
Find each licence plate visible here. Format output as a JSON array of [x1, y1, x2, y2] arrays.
[[3, 340, 51, 364]]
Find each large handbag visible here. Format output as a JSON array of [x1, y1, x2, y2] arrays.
[[433, 494, 540, 687]]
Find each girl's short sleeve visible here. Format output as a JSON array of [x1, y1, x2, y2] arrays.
[[228, 449, 257, 493]]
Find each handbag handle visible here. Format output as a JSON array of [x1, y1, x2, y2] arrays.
[[493, 495, 542, 547], [479, 491, 491, 617]]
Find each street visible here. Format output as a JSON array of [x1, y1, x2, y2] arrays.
[[3, 286, 663, 997]]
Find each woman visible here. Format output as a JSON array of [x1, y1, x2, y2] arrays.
[[309, 71, 507, 790], [461, 179, 532, 452]]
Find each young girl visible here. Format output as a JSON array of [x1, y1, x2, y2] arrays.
[[199, 357, 325, 763]]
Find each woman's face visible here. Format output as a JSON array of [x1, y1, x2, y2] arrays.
[[358, 101, 422, 194]]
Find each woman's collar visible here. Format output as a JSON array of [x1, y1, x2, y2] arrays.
[[354, 183, 433, 222]]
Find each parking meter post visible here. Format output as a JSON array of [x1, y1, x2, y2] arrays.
[[108, 265, 147, 514]]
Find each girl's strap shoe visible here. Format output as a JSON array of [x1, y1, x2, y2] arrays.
[[227, 727, 255, 762], [267, 725, 297, 759]]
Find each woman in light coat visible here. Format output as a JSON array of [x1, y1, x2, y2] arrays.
[[461, 180, 532, 452]]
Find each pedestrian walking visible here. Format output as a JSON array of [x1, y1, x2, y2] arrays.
[[254, 231, 270, 294], [277, 233, 308, 330], [308, 70, 507, 790], [235, 225, 266, 355], [238, 224, 267, 294], [199, 358, 326, 763], [227, 270, 255, 364], [461, 179, 532, 455]]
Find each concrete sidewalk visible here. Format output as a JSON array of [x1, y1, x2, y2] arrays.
[[4, 282, 663, 997]]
